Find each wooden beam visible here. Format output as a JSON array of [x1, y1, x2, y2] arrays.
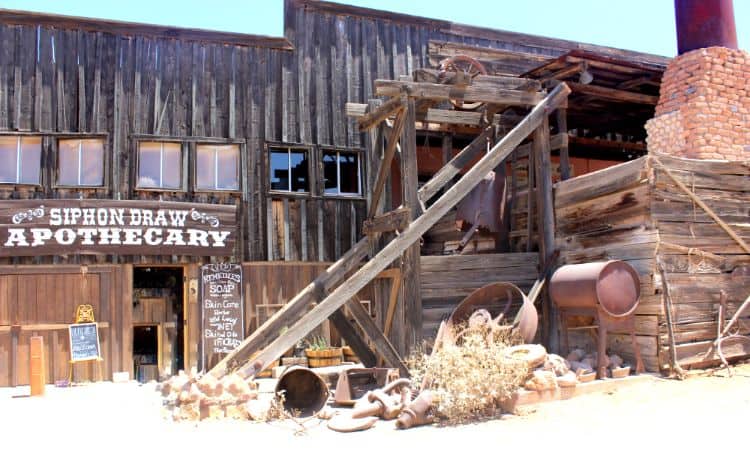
[[542, 63, 584, 83], [345, 298, 409, 376], [418, 126, 492, 204], [208, 238, 370, 378], [228, 83, 570, 379], [422, 108, 483, 126], [412, 68, 541, 91], [328, 308, 378, 367], [568, 81, 658, 105], [533, 115, 557, 352], [363, 207, 411, 235], [357, 95, 405, 131], [556, 109, 571, 180], [368, 108, 407, 218], [383, 269, 403, 338], [617, 76, 661, 90], [375, 80, 543, 106], [568, 135, 647, 151]]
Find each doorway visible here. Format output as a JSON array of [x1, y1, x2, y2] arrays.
[[132, 267, 184, 382]]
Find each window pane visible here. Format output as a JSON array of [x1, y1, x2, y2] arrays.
[[0, 136, 19, 183], [215, 145, 239, 190], [79, 139, 103, 186], [289, 150, 308, 192], [161, 143, 182, 189], [196, 146, 215, 190], [339, 152, 360, 194], [58, 139, 81, 186], [19, 137, 41, 185], [138, 142, 162, 188], [323, 152, 338, 194], [269, 149, 289, 191]]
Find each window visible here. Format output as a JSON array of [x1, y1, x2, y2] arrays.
[[0, 136, 41, 185], [58, 138, 104, 186], [268, 146, 309, 193], [323, 150, 361, 196], [137, 141, 182, 190], [196, 144, 240, 191]]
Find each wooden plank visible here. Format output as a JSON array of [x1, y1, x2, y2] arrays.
[[345, 298, 408, 375], [368, 107, 406, 218], [567, 81, 658, 105], [568, 135, 647, 152], [418, 126, 491, 204], [357, 95, 404, 131], [554, 156, 648, 208], [511, 133, 568, 160], [363, 207, 410, 235], [556, 109, 570, 180], [401, 97, 421, 353], [229, 84, 571, 378], [375, 80, 542, 106], [328, 308, 378, 367]]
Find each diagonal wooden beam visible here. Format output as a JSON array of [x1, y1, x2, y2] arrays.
[[417, 125, 492, 204], [345, 298, 409, 376], [357, 95, 405, 131], [368, 107, 407, 218], [229, 83, 571, 380], [209, 238, 370, 378], [329, 307, 378, 367]]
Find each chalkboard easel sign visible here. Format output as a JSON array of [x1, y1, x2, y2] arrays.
[[68, 322, 101, 362]]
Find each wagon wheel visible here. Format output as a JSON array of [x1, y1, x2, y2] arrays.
[[439, 55, 487, 111]]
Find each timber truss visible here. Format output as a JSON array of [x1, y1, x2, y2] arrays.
[[209, 71, 571, 379]]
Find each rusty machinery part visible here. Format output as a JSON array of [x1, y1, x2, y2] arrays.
[[395, 390, 434, 429], [503, 344, 547, 370], [327, 415, 379, 432], [449, 281, 538, 344], [333, 368, 401, 406], [274, 366, 329, 418], [438, 55, 488, 111], [550, 260, 641, 318]]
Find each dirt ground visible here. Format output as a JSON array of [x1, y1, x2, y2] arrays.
[[2, 364, 749, 454]]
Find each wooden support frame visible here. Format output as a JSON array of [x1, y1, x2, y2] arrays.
[[556, 109, 571, 180], [368, 107, 407, 218], [328, 308, 378, 367], [363, 207, 411, 236], [567, 81, 659, 105], [358, 95, 405, 131], [210, 83, 570, 379]]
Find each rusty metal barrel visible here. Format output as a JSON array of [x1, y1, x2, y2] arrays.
[[550, 261, 640, 317], [275, 366, 329, 417]]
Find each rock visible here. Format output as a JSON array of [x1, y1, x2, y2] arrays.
[[557, 371, 578, 388], [609, 354, 624, 369], [524, 370, 558, 391], [543, 354, 570, 376]]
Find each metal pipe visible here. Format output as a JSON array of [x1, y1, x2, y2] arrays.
[[675, 0, 738, 54]]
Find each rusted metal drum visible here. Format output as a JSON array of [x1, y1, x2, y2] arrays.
[[550, 261, 640, 317], [275, 366, 329, 417]]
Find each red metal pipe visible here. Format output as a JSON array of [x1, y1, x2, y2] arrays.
[[675, 0, 738, 54]]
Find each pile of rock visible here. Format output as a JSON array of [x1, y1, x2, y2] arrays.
[[159, 370, 260, 421], [566, 348, 631, 379]]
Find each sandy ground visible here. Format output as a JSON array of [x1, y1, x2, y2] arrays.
[[2, 364, 749, 454]]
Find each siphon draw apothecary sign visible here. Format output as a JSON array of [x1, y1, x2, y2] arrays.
[[201, 263, 244, 356], [0, 199, 237, 257]]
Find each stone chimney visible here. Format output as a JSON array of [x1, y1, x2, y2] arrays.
[[646, 0, 748, 160]]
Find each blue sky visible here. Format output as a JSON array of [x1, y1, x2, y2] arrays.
[[1, 0, 748, 57]]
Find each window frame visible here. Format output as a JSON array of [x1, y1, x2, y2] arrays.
[[320, 146, 365, 200], [265, 142, 313, 196], [134, 139, 187, 192], [193, 142, 243, 193], [54, 137, 108, 189], [0, 134, 43, 187]]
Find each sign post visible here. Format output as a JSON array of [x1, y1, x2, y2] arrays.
[[200, 264, 244, 370], [68, 304, 103, 383]]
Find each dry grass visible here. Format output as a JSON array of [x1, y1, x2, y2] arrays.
[[408, 323, 528, 424]]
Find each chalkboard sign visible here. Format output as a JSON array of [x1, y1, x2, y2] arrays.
[[68, 323, 101, 362], [201, 263, 244, 357]]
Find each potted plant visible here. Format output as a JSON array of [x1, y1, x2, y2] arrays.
[[304, 336, 343, 368]]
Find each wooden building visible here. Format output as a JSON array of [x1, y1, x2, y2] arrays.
[[0, 0, 674, 386]]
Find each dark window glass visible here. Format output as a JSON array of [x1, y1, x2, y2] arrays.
[[58, 139, 104, 186], [323, 152, 338, 194], [0, 136, 41, 185], [269, 147, 309, 192], [196, 144, 240, 191], [138, 142, 181, 189], [339, 152, 360, 194]]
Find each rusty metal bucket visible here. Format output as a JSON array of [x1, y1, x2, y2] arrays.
[[275, 366, 329, 417], [550, 260, 640, 317]]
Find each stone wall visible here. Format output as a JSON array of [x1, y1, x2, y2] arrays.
[[646, 46, 750, 161]]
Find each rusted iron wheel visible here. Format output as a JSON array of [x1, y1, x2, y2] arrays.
[[439, 55, 487, 111]]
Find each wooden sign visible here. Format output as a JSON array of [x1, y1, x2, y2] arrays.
[[201, 263, 244, 357], [68, 323, 101, 362], [0, 199, 237, 257]]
